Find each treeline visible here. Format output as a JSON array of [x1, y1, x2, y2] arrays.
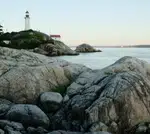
[[0, 29, 54, 49]]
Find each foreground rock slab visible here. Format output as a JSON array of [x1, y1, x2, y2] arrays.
[[0, 47, 89, 103]]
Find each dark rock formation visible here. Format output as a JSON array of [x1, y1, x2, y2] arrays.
[[39, 92, 63, 113], [0, 30, 78, 56], [6, 104, 49, 128], [75, 44, 101, 53], [125, 122, 150, 134], [0, 120, 24, 131], [0, 119, 24, 134]]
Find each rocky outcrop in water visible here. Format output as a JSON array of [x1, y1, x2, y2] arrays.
[[33, 40, 78, 56], [75, 44, 101, 53]]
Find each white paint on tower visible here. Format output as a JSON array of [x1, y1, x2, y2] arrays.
[[25, 11, 30, 30]]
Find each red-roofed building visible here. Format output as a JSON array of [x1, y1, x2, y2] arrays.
[[50, 35, 61, 40]]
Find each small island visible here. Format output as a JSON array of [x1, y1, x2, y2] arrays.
[[75, 43, 102, 53]]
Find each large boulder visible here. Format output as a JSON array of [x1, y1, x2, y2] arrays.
[[0, 47, 89, 103], [51, 56, 150, 134], [39, 92, 63, 113], [75, 44, 101, 53], [6, 104, 49, 128]]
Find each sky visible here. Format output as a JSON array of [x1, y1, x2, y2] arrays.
[[0, 0, 150, 46]]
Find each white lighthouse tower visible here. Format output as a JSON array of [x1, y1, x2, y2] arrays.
[[25, 11, 30, 30]]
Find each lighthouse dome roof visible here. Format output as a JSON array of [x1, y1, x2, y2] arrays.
[[26, 11, 29, 13]]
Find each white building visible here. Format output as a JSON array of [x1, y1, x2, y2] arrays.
[[25, 11, 30, 30], [3, 40, 10, 44]]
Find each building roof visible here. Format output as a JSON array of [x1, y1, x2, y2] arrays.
[[50, 35, 61, 38]]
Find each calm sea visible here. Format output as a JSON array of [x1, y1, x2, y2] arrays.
[[57, 47, 150, 69]]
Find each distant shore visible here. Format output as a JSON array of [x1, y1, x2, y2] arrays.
[[71, 45, 150, 48]]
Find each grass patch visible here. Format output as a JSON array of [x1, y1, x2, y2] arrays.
[[52, 86, 67, 96], [104, 72, 113, 75]]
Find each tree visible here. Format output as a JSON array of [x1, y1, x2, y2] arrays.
[[0, 25, 3, 35]]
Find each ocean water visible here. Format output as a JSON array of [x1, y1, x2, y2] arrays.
[[57, 47, 150, 69]]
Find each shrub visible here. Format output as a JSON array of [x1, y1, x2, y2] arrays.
[[0, 30, 55, 49], [52, 86, 67, 96], [10, 39, 41, 49]]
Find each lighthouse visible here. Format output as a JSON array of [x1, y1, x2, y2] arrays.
[[25, 11, 30, 30]]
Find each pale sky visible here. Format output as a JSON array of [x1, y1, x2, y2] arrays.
[[0, 0, 150, 46]]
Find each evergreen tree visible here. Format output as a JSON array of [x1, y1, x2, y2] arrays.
[[0, 25, 3, 35]]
